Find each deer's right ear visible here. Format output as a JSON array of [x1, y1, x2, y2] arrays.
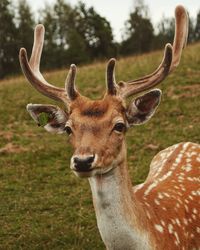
[[26, 104, 68, 134]]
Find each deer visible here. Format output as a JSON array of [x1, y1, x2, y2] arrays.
[[19, 5, 200, 250]]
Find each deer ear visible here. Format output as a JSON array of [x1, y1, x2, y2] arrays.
[[26, 104, 68, 134], [126, 89, 162, 126]]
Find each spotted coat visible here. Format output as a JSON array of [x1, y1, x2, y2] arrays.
[[133, 142, 200, 250]]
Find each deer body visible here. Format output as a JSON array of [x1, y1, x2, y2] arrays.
[[19, 5, 200, 250], [90, 142, 200, 250]]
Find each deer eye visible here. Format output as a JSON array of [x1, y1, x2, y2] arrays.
[[64, 126, 72, 135], [113, 122, 126, 133]]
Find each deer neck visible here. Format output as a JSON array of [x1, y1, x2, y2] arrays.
[[88, 144, 151, 250]]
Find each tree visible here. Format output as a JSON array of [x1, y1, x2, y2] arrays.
[[17, 0, 35, 55], [73, 2, 116, 59], [187, 13, 195, 43], [53, 0, 74, 66], [66, 28, 90, 64], [39, 4, 60, 69], [39, 1, 116, 67], [153, 16, 174, 50], [40, 0, 85, 68], [194, 10, 200, 41], [0, 0, 18, 78], [154, 11, 194, 48], [120, 0, 154, 55]]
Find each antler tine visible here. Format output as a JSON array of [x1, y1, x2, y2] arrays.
[[29, 24, 44, 74], [107, 58, 117, 95], [118, 5, 188, 98], [65, 64, 79, 101], [19, 24, 67, 102], [119, 44, 173, 98], [170, 5, 188, 72]]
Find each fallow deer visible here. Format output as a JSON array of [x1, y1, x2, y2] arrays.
[[19, 5, 200, 250]]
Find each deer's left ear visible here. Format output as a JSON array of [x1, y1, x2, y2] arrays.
[[126, 89, 162, 126], [26, 104, 68, 133]]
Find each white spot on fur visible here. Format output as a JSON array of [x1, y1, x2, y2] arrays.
[[154, 199, 160, 205], [191, 191, 198, 196], [184, 205, 189, 212], [161, 220, 165, 226], [175, 218, 181, 226], [158, 192, 164, 199], [168, 224, 173, 234], [133, 183, 144, 192], [154, 224, 163, 233], [175, 157, 181, 164], [184, 165, 192, 172], [146, 211, 151, 219], [187, 177, 199, 182], [186, 158, 191, 163], [192, 214, 196, 220], [182, 142, 190, 150], [190, 233, 194, 238], [174, 232, 180, 244], [163, 192, 170, 198], [193, 208, 197, 214], [183, 218, 188, 225], [145, 202, 150, 207], [144, 182, 157, 196]]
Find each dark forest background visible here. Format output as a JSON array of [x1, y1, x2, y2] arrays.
[[1, 0, 200, 79]]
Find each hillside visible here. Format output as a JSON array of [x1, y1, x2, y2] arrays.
[[0, 43, 200, 249]]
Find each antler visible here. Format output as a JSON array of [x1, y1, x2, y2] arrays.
[[171, 5, 188, 71], [106, 58, 117, 95], [111, 5, 188, 98], [65, 64, 78, 100], [19, 24, 78, 103]]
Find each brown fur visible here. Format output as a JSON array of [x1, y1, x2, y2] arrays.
[[68, 95, 126, 169], [134, 142, 200, 249]]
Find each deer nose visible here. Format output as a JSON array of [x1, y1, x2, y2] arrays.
[[73, 155, 95, 172]]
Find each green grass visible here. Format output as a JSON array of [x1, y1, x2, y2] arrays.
[[0, 43, 200, 249]]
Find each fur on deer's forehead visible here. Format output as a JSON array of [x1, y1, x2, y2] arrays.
[[69, 95, 126, 120]]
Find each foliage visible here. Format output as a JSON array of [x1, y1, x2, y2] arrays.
[[0, 0, 200, 79], [72, 2, 117, 60], [153, 16, 175, 50], [17, 0, 35, 55], [120, 0, 154, 55], [0, 0, 18, 78], [40, 0, 73, 69], [36, 0, 116, 68], [194, 10, 200, 41]]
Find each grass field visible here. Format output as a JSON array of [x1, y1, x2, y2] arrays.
[[0, 43, 200, 249]]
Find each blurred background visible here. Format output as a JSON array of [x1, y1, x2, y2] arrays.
[[1, 0, 200, 79], [0, 1, 200, 249]]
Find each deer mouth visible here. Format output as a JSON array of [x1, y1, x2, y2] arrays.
[[72, 165, 117, 178], [73, 168, 95, 178]]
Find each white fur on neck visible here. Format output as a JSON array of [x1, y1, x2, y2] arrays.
[[89, 168, 152, 250]]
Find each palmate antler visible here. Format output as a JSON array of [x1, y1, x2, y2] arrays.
[[106, 5, 188, 98], [19, 6, 188, 103]]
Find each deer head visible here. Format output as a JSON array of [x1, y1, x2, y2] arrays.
[[19, 6, 188, 178]]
